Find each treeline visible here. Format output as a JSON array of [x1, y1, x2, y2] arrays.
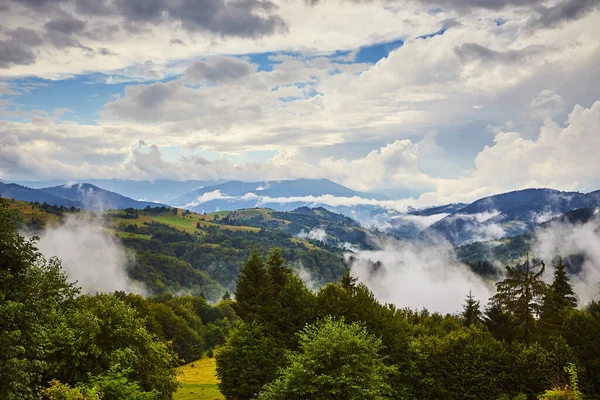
[[216, 250, 600, 399], [0, 200, 234, 399]]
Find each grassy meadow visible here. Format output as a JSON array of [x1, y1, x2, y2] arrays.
[[175, 358, 224, 400]]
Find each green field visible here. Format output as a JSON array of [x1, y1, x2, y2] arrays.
[[174, 358, 224, 400]]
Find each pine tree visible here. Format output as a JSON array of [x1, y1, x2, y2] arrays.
[[462, 290, 482, 327], [493, 256, 548, 343]]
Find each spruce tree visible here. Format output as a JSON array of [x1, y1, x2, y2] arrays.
[[493, 257, 547, 343], [540, 257, 577, 334], [233, 248, 269, 321], [549, 257, 577, 309], [462, 290, 482, 327]]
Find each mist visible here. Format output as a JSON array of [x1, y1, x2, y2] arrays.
[[533, 211, 600, 305], [34, 216, 145, 295], [350, 236, 494, 314]]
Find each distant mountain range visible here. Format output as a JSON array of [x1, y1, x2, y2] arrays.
[[3, 179, 600, 250], [11, 179, 222, 203], [172, 178, 389, 213], [0, 182, 80, 208], [423, 188, 600, 245], [0, 182, 164, 210]]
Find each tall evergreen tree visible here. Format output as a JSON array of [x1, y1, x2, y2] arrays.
[[540, 257, 578, 334], [493, 257, 548, 343], [484, 300, 515, 342], [462, 290, 482, 327], [549, 257, 578, 309], [232, 248, 269, 321]]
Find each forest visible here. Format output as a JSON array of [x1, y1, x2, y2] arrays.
[[2, 196, 600, 400]]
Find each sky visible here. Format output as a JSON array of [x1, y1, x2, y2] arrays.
[[1, 0, 599, 205]]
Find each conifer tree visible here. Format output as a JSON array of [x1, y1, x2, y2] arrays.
[[233, 248, 269, 321], [540, 257, 577, 333], [462, 290, 482, 327], [549, 257, 578, 309], [493, 257, 547, 343]]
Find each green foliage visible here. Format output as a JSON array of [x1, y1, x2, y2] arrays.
[[538, 363, 583, 400], [258, 317, 396, 400], [39, 380, 101, 400], [494, 258, 548, 343], [0, 200, 180, 399], [215, 321, 286, 400], [540, 258, 578, 336], [0, 199, 80, 399], [46, 293, 179, 399], [462, 290, 482, 327]]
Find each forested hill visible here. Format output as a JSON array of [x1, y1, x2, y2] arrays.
[[6, 198, 370, 301]]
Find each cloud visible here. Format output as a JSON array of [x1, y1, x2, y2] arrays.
[[34, 215, 145, 295], [0, 27, 43, 68], [529, 0, 600, 29], [183, 189, 234, 208], [11, 0, 287, 38], [45, 15, 86, 34], [532, 212, 600, 305], [350, 237, 494, 314], [186, 57, 254, 83]]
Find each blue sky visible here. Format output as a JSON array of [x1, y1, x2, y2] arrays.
[[1, 0, 599, 205]]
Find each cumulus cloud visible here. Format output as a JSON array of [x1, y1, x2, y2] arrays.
[[34, 215, 145, 295]]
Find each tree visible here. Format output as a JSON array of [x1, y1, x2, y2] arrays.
[[493, 257, 548, 343], [484, 300, 515, 342], [258, 317, 396, 400], [232, 248, 269, 321], [46, 294, 179, 399], [0, 199, 79, 399], [462, 290, 482, 327], [216, 321, 286, 400], [540, 257, 578, 335]]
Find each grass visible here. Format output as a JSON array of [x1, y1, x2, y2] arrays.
[[6, 198, 63, 227], [174, 358, 224, 400], [174, 384, 223, 400]]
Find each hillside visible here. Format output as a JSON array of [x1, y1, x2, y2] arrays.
[[7, 200, 356, 301]]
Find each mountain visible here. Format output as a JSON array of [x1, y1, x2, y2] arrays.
[[423, 188, 600, 245], [0, 182, 79, 207], [172, 179, 388, 213], [40, 183, 165, 210], [456, 207, 600, 274], [13, 179, 222, 203]]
